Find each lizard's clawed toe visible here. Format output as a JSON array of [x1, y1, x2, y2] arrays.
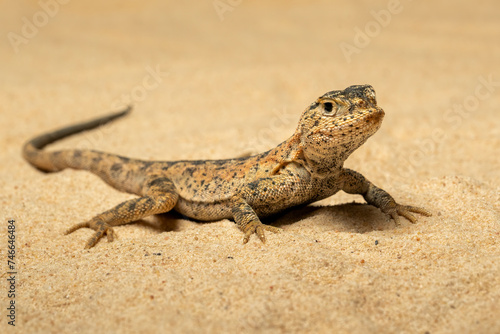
[[66, 220, 117, 249], [386, 204, 432, 225], [84, 226, 116, 249], [64, 222, 90, 235], [242, 221, 281, 244]]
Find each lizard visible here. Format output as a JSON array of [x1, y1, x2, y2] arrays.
[[23, 84, 431, 249]]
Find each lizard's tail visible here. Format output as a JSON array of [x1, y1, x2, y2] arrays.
[[22, 106, 132, 172]]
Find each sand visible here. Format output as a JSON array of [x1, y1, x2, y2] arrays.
[[1, 1, 499, 333]]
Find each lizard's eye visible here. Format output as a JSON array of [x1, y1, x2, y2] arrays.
[[317, 98, 342, 116], [323, 102, 334, 113], [321, 101, 338, 116]]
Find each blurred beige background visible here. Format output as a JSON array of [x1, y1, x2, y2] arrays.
[[1, 1, 499, 333]]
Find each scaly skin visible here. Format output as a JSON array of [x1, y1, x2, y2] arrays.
[[23, 85, 431, 248]]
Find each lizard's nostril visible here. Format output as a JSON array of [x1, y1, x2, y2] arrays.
[[365, 108, 384, 124]]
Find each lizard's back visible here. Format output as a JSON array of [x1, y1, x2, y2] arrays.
[[155, 147, 320, 220]]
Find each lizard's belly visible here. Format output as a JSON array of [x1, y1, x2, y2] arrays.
[[251, 185, 340, 217], [173, 195, 316, 222], [174, 183, 340, 222], [174, 198, 234, 221]]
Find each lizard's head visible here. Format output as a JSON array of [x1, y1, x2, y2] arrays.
[[296, 85, 385, 167]]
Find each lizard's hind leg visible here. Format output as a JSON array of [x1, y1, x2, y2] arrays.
[[66, 177, 178, 249]]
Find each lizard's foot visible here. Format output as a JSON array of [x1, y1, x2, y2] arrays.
[[65, 220, 116, 249], [383, 203, 432, 225], [241, 221, 282, 244]]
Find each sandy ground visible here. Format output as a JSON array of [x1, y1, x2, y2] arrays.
[[1, 1, 499, 333]]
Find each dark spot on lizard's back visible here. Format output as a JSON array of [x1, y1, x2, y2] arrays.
[[183, 167, 195, 176], [139, 161, 154, 170], [92, 156, 102, 165], [147, 177, 170, 188], [111, 163, 122, 173]]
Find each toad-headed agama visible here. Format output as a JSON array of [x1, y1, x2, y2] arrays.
[[23, 85, 431, 248]]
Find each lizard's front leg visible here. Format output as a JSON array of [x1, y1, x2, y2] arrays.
[[230, 169, 308, 243], [340, 168, 431, 224], [66, 176, 179, 248], [231, 196, 282, 244]]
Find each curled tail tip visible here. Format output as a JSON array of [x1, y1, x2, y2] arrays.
[[113, 105, 133, 118], [122, 104, 133, 115]]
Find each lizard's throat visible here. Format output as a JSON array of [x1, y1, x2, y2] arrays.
[[302, 112, 384, 174], [302, 148, 351, 175]]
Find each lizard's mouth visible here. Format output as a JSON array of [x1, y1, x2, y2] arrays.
[[365, 107, 385, 126], [353, 107, 385, 138]]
